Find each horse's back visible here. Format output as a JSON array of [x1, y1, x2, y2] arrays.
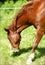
[[36, 0, 45, 29], [26, 0, 45, 30], [36, 0, 45, 21]]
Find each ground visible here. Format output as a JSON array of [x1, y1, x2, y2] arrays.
[[0, 1, 45, 65]]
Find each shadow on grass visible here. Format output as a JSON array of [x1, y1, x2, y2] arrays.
[[36, 48, 45, 58], [11, 47, 32, 57], [11, 47, 45, 59]]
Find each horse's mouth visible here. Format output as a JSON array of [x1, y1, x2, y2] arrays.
[[12, 48, 19, 52]]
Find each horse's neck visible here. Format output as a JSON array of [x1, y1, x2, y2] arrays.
[[8, 0, 44, 32], [8, 18, 17, 31]]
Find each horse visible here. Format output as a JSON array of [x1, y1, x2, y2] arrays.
[[5, 0, 45, 64]]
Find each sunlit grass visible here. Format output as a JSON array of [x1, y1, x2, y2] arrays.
[[0, 24, 45, 65]]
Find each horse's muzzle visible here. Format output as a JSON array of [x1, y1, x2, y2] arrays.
[[12, 48, 19, 52], [9, 44, 19, 52]]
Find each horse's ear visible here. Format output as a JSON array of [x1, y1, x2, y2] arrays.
[[4, 28, 10, 34]]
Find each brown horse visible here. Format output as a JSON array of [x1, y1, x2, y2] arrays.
[[5, 0, 45, 64]]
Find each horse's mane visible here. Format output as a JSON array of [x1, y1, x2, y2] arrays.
[[16, 1, 33, 21], [8, 1, 33, 31], [13, 1, 33, 30]]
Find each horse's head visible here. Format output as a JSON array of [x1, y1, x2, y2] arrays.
[[5, 28, 21, 52]]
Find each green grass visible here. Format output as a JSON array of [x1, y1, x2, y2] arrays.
[[0, 1, 45, 65]]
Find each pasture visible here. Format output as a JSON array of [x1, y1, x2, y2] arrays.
[[0, 1, 45, 65]]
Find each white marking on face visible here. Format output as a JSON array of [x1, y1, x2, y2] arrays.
[[11, 34, 16, 38], [11, 34, 17, 41]]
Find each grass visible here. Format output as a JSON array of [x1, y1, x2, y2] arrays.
[[0, 1, 45, 65]]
